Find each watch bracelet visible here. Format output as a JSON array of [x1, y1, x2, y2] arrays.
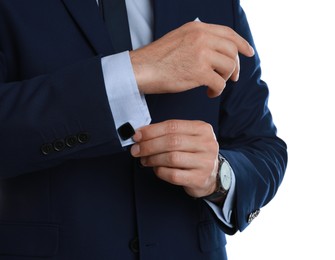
[[200, 154, 228, 204]]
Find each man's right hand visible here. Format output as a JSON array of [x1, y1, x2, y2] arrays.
[[130, 21, 254, 98]]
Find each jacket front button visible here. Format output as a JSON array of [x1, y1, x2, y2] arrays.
[[129, 237, 139, 254]]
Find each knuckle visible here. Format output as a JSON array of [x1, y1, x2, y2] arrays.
[[165, 120, 179, 134], [222, 60, 237, 81], [185, 21, 203, 31], [198, 121, 212, 132], [186, 24, 208, 45], [193, 29, 207, 43], [197, 122, 219, 150], [223, 26, 236, 38], [230, 44, 239, 57], [213, 141, 219, 152], [212, 77, 226, 94], [225, 57, 237, 72], [229, 58, 237, 70], [167, 134, 181, 149], [210, 137, 219, 152], [169, 169, 183, 185], [168, 152, 181, 165], [196, 48, 209, 63]]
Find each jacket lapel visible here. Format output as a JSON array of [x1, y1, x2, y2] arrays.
[[61, 0, 115, 55]]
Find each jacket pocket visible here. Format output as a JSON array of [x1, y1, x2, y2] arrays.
[[198, 221, 227, 253], [0, 222, 59, 257]]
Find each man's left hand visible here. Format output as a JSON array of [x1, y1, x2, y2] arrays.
[[130, 120, 219, 198]]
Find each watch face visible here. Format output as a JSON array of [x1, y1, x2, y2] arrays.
[[219, 161, 232, 191]]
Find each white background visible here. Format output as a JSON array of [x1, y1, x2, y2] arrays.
[[227, 0, 335, 259]]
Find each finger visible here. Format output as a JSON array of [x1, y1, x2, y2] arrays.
[[141, 151, 203, 169], [209, 50, 236, 81], [205, 70, 226, 98], [208, 35, 239, 60], [132, 134, 204, 157], [132, 130, 142, 143], [137, 120, 206, 141], [153, 167, 216, 197], [209, 37, 241, 82], [204, 23, 255, 57], [153, 167, 193, 187], [230, 54, 240, 82], [205, 53, 239, 96]]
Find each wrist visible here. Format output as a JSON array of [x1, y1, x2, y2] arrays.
[[201, 154, 233, 207], [130, 49, 154, 94]]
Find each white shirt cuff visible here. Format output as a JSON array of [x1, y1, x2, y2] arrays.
[[101, 51, 151, 147]]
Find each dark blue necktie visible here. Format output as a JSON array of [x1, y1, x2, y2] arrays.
[[99, 0, 133, 52], [99, 0, 135, 140]]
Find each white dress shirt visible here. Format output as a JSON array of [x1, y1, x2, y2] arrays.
[[99, 0, 235, 228], [101, 0, 153, 146]]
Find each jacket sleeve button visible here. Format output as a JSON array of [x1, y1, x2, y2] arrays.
[[53, 139, 65, 152], [65, 135, 78, 147], [247, 209, 260, 224], [77, 132, 90, 144], [41, 143, 54, 155]]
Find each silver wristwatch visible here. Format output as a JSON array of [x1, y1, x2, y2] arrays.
[[202, 154, 232, 205]]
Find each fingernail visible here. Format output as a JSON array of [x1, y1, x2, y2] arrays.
[[140, 157, 147, 166], [132, 130, 142, 142], [235, 72, 239, 81], [249, 45, 255, 56], [131, 144, 140, 156]]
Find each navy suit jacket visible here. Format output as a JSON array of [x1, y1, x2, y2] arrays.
[[0, 0, 287, 259]]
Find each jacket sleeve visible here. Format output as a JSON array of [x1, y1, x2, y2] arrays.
[[0, 55, 124, 179], [216, 0, 288, 234]]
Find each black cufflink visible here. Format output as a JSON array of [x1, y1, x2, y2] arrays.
[[118, 122, 135, 140]]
